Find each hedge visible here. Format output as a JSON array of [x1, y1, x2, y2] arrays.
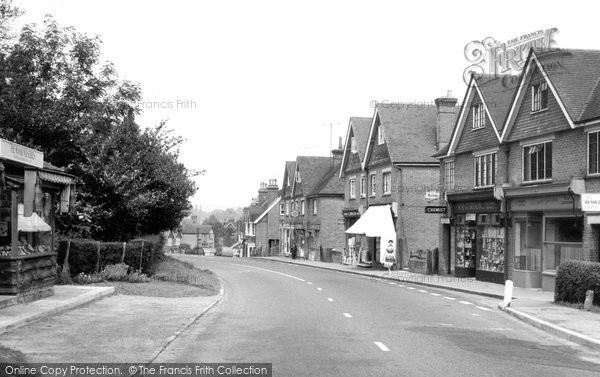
[[555, 260, 600, 306], [56, 234, 165, 276]]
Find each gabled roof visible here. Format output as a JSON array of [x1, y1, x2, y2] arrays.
[[282, 161, 295, 199], [446, 74, 516, 156], [501, 48, 600, 141], [309, 161, 344, 197], [254, 197, 281, 224], [339, 116, 372, 177], [363, 103, 440, 165], [292, 156, 334, 197]]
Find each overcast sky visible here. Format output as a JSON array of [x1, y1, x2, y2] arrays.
[[14, 0, 600, 210]]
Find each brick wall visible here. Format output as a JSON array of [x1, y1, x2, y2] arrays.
[[318, 197, 346, 252]]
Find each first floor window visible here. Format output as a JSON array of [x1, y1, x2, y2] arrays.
[[370, 173, 376, 197], [474, 152, 497, 188], [382, 171, 391, 194], [360, 176, 366, 197], [280, 203, 285, 216], [445, 160, 455, 190], [301, 200, 305, 215], [286, 201, 290, 215], [589, 131, 600, 175], [313, 199, 318, 215], [349, 178, 356, 199], [523, 142, 552, 182]]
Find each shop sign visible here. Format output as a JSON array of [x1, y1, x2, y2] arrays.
[[0, 139, 44, 169], [425, 191, 440, 201], [453, 200, 498, 213], [581, 194, 600, 212], [342, 209, 360, 218], [510, 195, 578, 212], [425, 206, 447, 214]]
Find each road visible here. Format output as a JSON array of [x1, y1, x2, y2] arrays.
[[156, 256, 600, 377]]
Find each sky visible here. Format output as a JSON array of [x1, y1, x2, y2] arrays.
[[12, 0, 600, 210]]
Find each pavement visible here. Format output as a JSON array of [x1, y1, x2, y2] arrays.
[[258, 255, 600, 352], [0, 284, 223, 363], [160, 256, 600, 376]]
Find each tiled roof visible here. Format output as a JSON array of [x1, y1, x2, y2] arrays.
[[294, 156, 335, 197], [375, 103, 440, 163], [308, 160, 344, 197], [475, 74, 517, 132], [180, 224, 213, 234], [535, 49, 600, 123], [350, 117, 372, 161], [282, 161, 295, 199]]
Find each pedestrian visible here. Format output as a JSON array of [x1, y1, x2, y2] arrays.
[[383, 240, 396, 277], [290, 242, 297, 260]]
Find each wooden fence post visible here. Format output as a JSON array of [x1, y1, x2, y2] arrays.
[[96, 241, 101, 273], [139, 241, 144, 272], [61, 240, 71, 278], [121, 242, 126, 264]]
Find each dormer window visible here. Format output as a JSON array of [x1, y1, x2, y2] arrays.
[[295, 170, 301, 183], [351, 137, 357, 153], [472, 104, 485, 129], [532, 82, 548, 112], [377, 125, 385, 145]]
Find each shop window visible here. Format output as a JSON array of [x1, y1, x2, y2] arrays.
[[472, 103, 486, 129], [455, 214, 476, 268], [588, 131, 600, 175], [543, 217, 583, 271], [478, 214, 505, 273], [532, 82, 548, 112], [523, 142, 552, 182], [514, 217, 542, 271], [474, 152, 497, 188], [0, 191, 12, 256]]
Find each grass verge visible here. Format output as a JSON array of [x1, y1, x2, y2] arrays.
[[0, 344, 28, 363]]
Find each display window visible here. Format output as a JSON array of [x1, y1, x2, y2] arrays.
[[513, 216, 542, 271], [0, 191, 12, 256], [543, 217, 583, 271], [455, 214, 476, 268], [477, 214, 505, 273]]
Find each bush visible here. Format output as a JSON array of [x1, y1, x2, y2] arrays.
[[56, 234, 165, 277], [127, 270, 151, 283], [555, 260, 600, 306], [101, 263, 129, 281], [73, 272, 104, 284]]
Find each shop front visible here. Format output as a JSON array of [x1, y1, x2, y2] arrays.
[[0, 139, 74, 302], [506, 186, 583, 291], [342, 208, 364, 265], [345, 205, 396, 269], [448, 191, 506, 284]]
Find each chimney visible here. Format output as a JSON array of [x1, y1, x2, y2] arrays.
[[191, 215, 198, 224], [266, 179, 280, 202], [257, 182, 268, 204], [434, 90, 458, 150], [331, 136, 343, 161]]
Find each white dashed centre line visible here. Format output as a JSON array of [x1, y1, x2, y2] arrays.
[[476, 306, 492, 311], [317, 288, 322, 291], [343, 313, 353, 318], [398, 285, 406, 287], [407, 287, 416, 290], [418, 289, 427, 293], [459, 301, 473, 305], [374, 342, 390, 352], [472, 313, 481, 317], [430, 293, 441, 297], [328, 298, 334, 302], [307, 282, 313, 285], [443, 296, 456, 300]]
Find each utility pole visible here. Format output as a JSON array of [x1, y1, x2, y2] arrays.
[[323, 122, 340, 166]]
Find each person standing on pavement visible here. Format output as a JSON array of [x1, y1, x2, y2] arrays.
[[290, 242, 297, 259], [383, 240, 396, 276]]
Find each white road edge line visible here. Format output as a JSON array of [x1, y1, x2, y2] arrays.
[[374, 341, 390, 352], [242, 265, 306, 282], [343, 313, 352, 318]]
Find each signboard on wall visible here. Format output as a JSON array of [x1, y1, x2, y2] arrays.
[[0, 139, 44, 169], [582, 193, 600, 212]]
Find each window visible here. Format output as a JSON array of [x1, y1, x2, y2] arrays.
[[472, 104, 486, 129], [280, 203, 285, 216], [370, 173, 376, 197], [532, 82, 548, 112], [312, 199, 318, 215], [351, 137, 357, 153], [543, 217, 583, 271], [514, 217, 541, 271], [445, 160, 455, 190], [295, 170, 301, 182], [286, 201, 290, 216], [360, 175, 366, 197], [523, 142, 552, 182], [474, 152, 497, 188], [301, 200, 305, 215], [382, 171, 391, 195], [589, 131, 600, 175], [378, 125, 385, 145], [349, 178, 356, 199]]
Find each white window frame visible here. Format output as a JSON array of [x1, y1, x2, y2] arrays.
[[312, 199, 318, 215], [301, 199, 305, 215], [474, 152, 497, 188], [360, 175, 366, 197], [588, 130, 600, 176], [382, 170, 392, 195], [522, 141, 552, 183], [280, 203, 285, 216], [349, 177, 356, 199], [295, 170, 301, 183], [532, 81, 549, 113], [351, 137, 357, 153], [286, 201, 290, 216], [445, 159, 455, 190], [378, 125, 385, 145], [370, 173, 377, 197], [472, 103, 486, 129]]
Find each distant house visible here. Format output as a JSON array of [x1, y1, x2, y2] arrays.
[[180, 224, 214, 249], [243, 180, 280, 257]]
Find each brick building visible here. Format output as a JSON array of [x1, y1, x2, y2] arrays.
[[253, 180, 281, 256], [279, 150, 345, 261], [243, 180, 279, 257], [342, 96, 458, 269], [438, 48, 600, 290]]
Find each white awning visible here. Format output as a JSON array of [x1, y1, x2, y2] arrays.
[[17, 204, 51, 232], [345, 205, 396, 264]]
